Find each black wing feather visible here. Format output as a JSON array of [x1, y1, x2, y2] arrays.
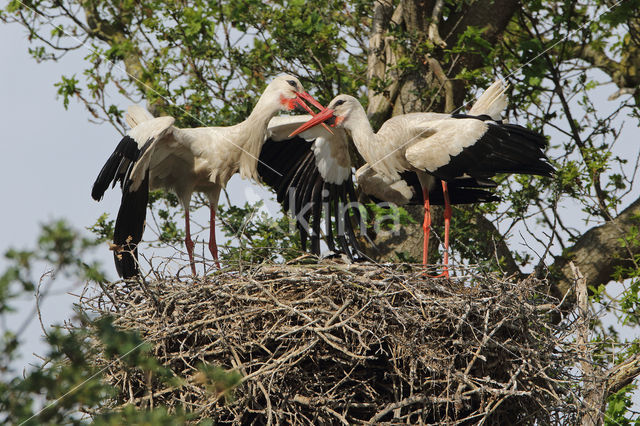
[[310, 178, 324, 254], [282, 150, 315, 208], [340, 184, 362, 259], [289, 153, 317, 252], [331, 184, 353, 259], [322, 182, 336, 253], [432, 115, 555, 181], [258, 137, 362, 258], [258, 135, 310, 193]]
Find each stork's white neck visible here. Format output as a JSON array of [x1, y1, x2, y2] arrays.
[[343, 106, 379, 165], [234, 91, 285, 181], [247, 88, 285, 124], [343, 104, 406, 181]]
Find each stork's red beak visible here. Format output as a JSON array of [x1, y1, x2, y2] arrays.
[[289, 108, 336, 137], [295, 91, 325, 112], [293, 92, 334, 135]]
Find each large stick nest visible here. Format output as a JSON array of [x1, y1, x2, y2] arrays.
[[81, 262, 582, 424]]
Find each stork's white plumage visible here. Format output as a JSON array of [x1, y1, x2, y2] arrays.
[[354, 81, 509, 206], [290, 80, 555, 275], [92, 75, 323, 278]]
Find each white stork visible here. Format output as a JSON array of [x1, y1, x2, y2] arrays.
[[91, 75, 323, 278], [290, 80, 555, 276]]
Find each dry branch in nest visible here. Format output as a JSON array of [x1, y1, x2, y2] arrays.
[[80, 262, 586, 424]]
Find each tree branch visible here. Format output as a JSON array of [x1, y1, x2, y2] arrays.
[[468, 210, 522, 278], [549, 195, 640, 304], [80, 2, 153, 105], [606, 353, 640, 396], [366, 0, 402, 130], [567, 42, 626, 85]]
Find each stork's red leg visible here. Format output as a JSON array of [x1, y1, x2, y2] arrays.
[[208, 206, 221, 269], [184, 209, 197, 275], [441, 181, 451, 278], [422, 186, 431, 268]]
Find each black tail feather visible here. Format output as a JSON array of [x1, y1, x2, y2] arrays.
[[429, 186, 500, 205], [113, 171, 149, 278], [392, 172, 500, 206]]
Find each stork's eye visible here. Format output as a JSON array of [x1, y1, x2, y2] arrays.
[[286, 80, 297, 88], [333, 99, 346, 107]]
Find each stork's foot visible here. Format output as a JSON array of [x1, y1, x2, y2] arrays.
[[424, 269, 450, 279], [421, 263, 450, 279]]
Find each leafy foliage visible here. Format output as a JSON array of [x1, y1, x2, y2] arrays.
[[605, 384, 639, 426], [217, 199, 303, 263], [0, 224, 240, 423]]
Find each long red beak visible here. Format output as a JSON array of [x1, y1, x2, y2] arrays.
[[289, 108, 336, 138], [296, 91, 325, 112], [294, 92, 333, 135]]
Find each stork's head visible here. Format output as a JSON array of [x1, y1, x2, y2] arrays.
[[288, 95, 360, 137], [266, 74, 324, 114]]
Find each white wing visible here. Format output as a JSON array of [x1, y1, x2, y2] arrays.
[[127, 116, 176, 191], [266, 115, 352, 184], [403, 118, 489, 173]]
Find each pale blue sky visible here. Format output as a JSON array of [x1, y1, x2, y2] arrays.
[[1, 22, 116, 366], [0, 20, 276, 368]]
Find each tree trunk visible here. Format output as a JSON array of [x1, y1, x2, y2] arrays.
[[550, 197, 640, 307]]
